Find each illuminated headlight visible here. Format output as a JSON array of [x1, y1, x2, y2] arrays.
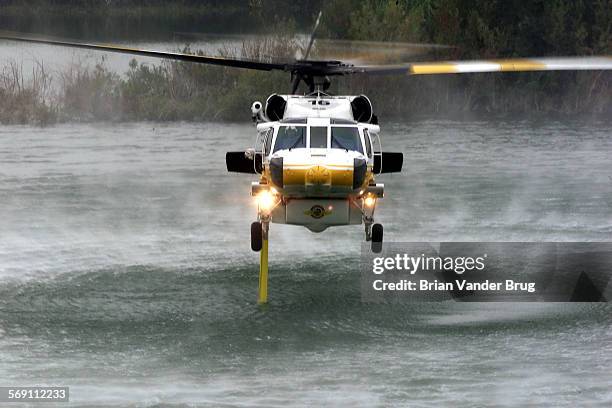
[[257, 190, 277, 211], [364, 195, 376, 207]]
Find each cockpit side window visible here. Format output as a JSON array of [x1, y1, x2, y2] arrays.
[[273, 126, 306, 152], [364, 129, 373, 158], [331, 127, 364, 154]]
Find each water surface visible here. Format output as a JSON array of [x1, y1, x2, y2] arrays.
[[0, 120, 611, 407]]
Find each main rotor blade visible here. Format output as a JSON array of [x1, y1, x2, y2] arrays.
[[356, 56, 612, 75], [0, 31, 289, 71], [311, 38, 454, 64]]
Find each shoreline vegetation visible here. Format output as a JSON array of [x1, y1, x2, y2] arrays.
[[0, 0, 609, 125]]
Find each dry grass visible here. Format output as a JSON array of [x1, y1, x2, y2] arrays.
[[0, 59, 57, 124]]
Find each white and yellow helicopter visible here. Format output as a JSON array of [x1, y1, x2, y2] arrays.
[[1, 15, 610, 302]]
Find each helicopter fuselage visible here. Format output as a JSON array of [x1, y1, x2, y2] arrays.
[[226, 93, 401, 250], [254, 116, 381, 233]]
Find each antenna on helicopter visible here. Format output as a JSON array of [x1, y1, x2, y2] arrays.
[[291, 10, 322, 94]]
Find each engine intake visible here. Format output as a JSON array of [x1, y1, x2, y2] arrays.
[[265, 94, 287, 121], [350, 95, 373, 123]]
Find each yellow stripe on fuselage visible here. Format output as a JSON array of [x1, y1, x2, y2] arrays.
[[331, 169, 353, 186], [282, 164, 354, 169], [267, 166, 373, 188], [283, 167, 354, 186]]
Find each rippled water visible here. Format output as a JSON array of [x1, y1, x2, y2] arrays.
[[1, 120, 611, 407]]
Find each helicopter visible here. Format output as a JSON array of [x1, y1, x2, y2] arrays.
[[1, 13, 610, 303]]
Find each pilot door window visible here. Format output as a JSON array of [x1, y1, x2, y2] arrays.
[[273, 126, 306, 152], [363, 129, 373, 158], [263, 129, 273, 156]]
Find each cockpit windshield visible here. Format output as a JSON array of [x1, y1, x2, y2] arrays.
[[273, 126, 306, 152], [331, 127, 363, 154]]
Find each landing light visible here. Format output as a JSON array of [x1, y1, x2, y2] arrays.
[[364, 196, 376, 207], [257, 190, 277, 212]]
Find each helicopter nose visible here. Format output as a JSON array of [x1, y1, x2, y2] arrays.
[[268, 155, 367, 193]]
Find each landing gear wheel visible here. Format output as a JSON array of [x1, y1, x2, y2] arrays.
[[371, 223, 383, 253], [251, 221, 263, 252]]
